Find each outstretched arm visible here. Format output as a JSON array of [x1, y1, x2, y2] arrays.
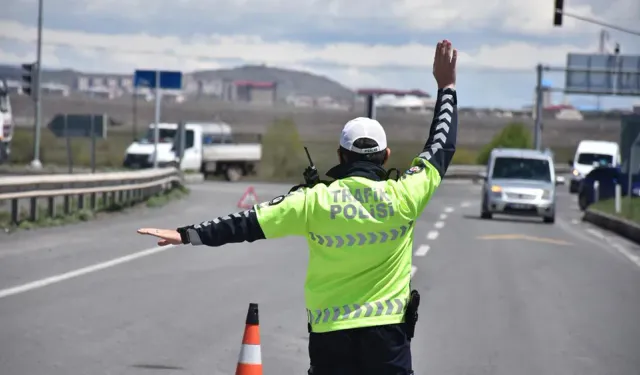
[[176, 207, 266, 246], [137, 189, 308, 247]]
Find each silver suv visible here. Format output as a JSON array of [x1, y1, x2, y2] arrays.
[[479, 148, 565, 224]]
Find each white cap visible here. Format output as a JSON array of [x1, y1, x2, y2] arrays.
[[340, 117, 388, 154]]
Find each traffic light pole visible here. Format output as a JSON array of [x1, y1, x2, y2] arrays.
[[554, 8, 640, 36], [30, 0, 43, 169]]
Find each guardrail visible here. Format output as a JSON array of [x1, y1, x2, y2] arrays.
[[0, 167, 183, 225]]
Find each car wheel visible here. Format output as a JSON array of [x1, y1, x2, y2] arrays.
[[225, 165, 243, 182], [543, 215, 555, 224], [481, 212, 492, 219]]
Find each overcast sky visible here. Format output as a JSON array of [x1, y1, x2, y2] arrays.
[[1, 0, 639, 108]]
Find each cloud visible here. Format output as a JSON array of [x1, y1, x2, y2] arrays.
[[31, 0, 612, 35], [1, 0, 637, 109], [0, 19, 594, 74]]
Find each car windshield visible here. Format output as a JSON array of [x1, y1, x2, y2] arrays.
[[491, 157, 551, 182], [577, 152, 613, 166], [138, 128, 176, 144]]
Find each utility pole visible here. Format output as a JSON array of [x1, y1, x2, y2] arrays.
[[30, 0, 44, 169], [596, 29, 609, 111]]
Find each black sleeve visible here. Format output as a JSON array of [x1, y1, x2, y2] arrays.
[[176, 207, 266, 247], [417, 88, 458, 178]]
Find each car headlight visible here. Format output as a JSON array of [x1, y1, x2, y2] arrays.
[[490, 185, 502, 196], [541, 189, 551, 200], [572, 169, 581, 177]]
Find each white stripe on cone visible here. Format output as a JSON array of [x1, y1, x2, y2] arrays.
[[238, 343, 262, 364]]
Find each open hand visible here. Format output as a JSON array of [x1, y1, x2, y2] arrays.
[[137, 228, 182, 246], [433, 39, 457, 89]]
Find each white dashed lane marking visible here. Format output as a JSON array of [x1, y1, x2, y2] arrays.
[[444, 207, 454, 213], [460, 201, 471, 208], [414, 245, 430, 256], [426, 231, 439, 240], [439, 213, 447, 220], [434, 221, 445, 229]]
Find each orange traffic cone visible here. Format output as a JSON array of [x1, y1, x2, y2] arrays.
[[235, 303, 262, 375]]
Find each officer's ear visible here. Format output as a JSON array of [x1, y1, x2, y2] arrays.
[[383, 148, 391, 165]]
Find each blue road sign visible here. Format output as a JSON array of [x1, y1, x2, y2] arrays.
[[565, 53, 640, 96], [47, 114, 108, 139], [134, 70, 183, 90]]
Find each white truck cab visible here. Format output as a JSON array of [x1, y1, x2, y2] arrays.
[[123, 123, 179, 168], [568, 140, 620, 194]]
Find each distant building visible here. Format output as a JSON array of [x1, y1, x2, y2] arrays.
[[231, 80, 277, 105], [356, 88, 431, 98], [356, 88, 434, 113]]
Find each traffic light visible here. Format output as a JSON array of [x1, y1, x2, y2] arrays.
[[553, 0, 564, 26], [21, 62, 37, 98]]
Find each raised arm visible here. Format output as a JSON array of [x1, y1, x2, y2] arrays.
[[391, 40, 458, 219], [418, 86, 458, 178]]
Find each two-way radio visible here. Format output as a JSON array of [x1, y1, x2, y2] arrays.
[[302, 146, 320, 187]]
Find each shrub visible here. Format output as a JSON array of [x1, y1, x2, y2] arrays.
[[258, 117, 307, 181], [476, 122, 532, 165]]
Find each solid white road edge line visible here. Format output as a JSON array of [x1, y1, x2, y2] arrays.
[[411, 266, 417, 278], [427, 231, 439, 240], [415, 245, 430, 256], [610, 243, 640, 268], [0, 244, 176, 300]]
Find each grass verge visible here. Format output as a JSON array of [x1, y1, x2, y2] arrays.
[[590, 198, 640, 224], [0, 184, 191, 233]]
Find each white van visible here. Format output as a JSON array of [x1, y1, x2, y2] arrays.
[[123, 122, 262, 181], [568, 140, 620, 193]]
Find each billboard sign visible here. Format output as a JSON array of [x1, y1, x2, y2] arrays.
[[564, 53, 640, 96]]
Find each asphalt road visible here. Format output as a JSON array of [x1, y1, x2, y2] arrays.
[[1, 180, 640, 375]]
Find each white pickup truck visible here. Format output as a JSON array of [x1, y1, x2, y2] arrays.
[[123, 122, 262, 181]]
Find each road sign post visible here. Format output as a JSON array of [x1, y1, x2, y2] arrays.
[[133, 69, 182, 168], [533, 53, 640, 151], [47, 113, 108, 173]]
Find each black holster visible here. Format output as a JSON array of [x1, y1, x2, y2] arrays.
[[403, 289, 421, 341]]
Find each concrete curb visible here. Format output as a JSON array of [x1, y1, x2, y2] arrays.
[[582, 208, 640, 244]]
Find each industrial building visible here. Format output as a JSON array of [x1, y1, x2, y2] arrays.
[[230, 80, 277, 105]]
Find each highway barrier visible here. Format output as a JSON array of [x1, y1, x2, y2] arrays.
[[0, 167, 183, 225], [583, 208, 640, 245]]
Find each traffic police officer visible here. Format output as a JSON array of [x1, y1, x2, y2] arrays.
[[137, 39, 458, 374]]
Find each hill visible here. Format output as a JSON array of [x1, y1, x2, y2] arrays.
[[0, 64, 355, 101]]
